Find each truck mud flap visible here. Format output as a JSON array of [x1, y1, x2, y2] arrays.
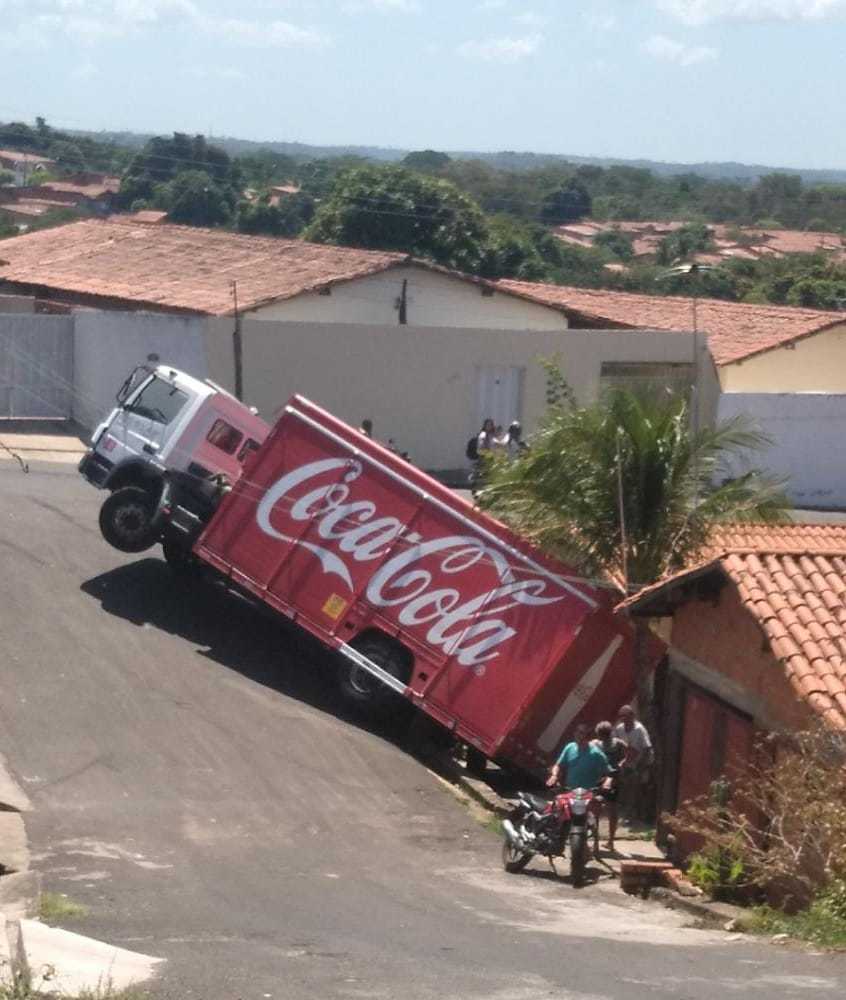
[[338, 643, 408, 696]]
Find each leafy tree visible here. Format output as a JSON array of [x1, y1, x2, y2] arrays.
[[158, 170, 232, 227], [481, 216, 568, 280], [118, 133, 240, 215], [304, 165, 490, 273], [540, 179, 592, 225], [656, 222, 713, 265], [786, 277, 846, 310], [594, 227, 634, 260], [48, 140, 86, 174], [237, 150, 298, 189], [237, 192, 316, 237], [402, 150, 451, 172]]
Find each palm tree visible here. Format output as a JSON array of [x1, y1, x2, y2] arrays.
[[478, 384, 788, 762], [479, 387, 787, 591]]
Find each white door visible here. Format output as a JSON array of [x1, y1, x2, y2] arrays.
[[476, 366, 524, 431]]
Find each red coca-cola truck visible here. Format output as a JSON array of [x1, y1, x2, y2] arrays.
[[81, 372, 643, 772]]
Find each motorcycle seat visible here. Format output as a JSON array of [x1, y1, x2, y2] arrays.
[[517, 792, 550, 813]]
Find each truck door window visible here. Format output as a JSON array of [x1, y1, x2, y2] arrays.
[[207, 419, 243, 455], [125, 377, 189, 425], [237, 438, 261, 464]]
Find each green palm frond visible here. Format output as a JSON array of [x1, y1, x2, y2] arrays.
[[479, 386, 789, 590]]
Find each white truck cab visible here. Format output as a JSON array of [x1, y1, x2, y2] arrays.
[[79, 365, 269, 559]]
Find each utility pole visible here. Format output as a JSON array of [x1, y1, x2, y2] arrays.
[[231, 280, 243, 401]]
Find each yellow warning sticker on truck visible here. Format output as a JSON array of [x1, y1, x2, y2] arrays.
[[322, 593, 348, 620]]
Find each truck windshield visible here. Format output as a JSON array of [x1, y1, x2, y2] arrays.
[[125, 377, 189, 426]]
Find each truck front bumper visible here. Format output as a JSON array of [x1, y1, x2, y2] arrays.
[[78, 449, 113, 488]]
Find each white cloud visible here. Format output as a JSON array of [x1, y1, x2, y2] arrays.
[[643, 33, 718, 64], [585, 11, 618, 30], [476, 0, 508, 9], [71, 60, 99, 79], [513, 11, 548, 27], [0, 1, 331, 50], [200, 16, 329, 47], [458, 33, 542, 62], [655, 0, 846, 25], [342, 0, 419, 11]]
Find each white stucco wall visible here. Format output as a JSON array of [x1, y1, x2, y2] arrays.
[[205, 319, 712, 471], [719, 323, 846, 393], [73, 311, 208, 429], [249, 265, 569, 331], [718, 392, 846, 509]]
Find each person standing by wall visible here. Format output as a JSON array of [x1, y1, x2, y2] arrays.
[[614, 705, 654, 824]]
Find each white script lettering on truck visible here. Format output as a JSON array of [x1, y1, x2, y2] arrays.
[[256, 457, 583, 670]]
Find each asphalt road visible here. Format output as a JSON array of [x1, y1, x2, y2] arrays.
[[1, 461, 844, 1000]]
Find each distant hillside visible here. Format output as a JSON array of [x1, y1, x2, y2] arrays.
[[73, 129, 846, 185]]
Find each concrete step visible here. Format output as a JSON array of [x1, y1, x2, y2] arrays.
[[17, 919, 164, 995]]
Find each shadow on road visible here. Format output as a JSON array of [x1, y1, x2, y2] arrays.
[[79, 557, 419, 748]]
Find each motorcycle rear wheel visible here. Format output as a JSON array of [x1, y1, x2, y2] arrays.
[[501, 838, 532, 873]]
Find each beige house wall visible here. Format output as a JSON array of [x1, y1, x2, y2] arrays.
[[718, 322, 846, 392], [204, 320, 713, 472], [249, 265, 569, 330]]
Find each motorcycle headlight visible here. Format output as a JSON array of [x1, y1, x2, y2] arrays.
[[570, 798, 588, 816]]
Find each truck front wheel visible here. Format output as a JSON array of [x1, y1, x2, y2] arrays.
[[99, 486, 158, 553]]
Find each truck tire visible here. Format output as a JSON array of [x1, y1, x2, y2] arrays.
[[99, 487, 158, 553], [338, 636, 411, 719]]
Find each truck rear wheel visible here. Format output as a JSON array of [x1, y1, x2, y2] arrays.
[[99, 486, 158, 553], [338, 636, 411, 719]]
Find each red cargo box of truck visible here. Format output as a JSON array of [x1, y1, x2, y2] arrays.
[[195, 396, 645, 772]]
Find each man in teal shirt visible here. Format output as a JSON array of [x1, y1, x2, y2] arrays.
[[547, 722, 609, 789]]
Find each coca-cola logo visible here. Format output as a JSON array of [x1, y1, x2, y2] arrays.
[[256, 457, 590, 670]]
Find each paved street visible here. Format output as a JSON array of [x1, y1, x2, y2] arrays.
[[0, 462, 844, 1000]]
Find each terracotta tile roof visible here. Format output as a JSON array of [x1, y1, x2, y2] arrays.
[[0, 149, 55, 167], [0, 218, 413, 315], [41, 176, 120, 199], [121, 210, 168, 224], [496, 279, 846, 366], [623, 523, 846, 730]]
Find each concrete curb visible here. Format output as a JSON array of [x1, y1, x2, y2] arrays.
[[649, 886, 748, 927]]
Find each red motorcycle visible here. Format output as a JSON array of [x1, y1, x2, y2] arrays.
[[501, 786, 602, 887]]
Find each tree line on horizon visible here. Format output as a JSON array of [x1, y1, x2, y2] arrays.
[[4, 120, 846, 309]]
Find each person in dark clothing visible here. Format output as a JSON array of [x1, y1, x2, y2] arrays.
[[593, 720, 627, 853]]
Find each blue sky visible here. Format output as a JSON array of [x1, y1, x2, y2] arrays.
[[2, 1, 846, 168]]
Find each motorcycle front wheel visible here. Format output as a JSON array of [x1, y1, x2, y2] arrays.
[[569, 830, 588, 887], [501, 838, 532, 873]]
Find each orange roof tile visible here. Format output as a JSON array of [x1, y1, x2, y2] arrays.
[[0, 149, 55, 167], [496, 279, 846, 366], [0, 218, 415, 315], [623, 522, 846, 730]]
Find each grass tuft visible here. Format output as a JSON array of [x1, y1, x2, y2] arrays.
[[743, 902, 846, 950], [39, 892, 89, 924]]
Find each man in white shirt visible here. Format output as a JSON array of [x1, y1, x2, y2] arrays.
[[613, 705, 654, 822]]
